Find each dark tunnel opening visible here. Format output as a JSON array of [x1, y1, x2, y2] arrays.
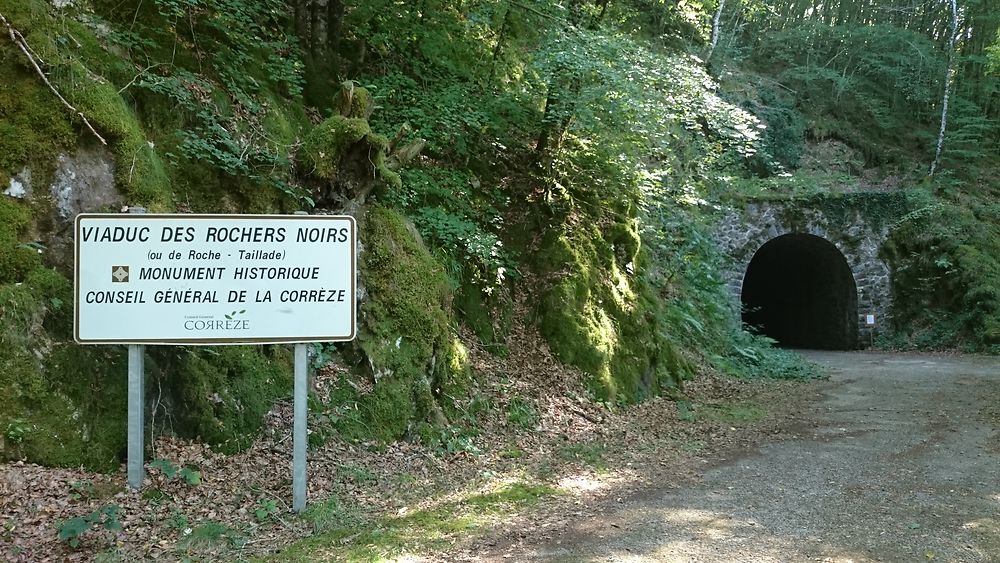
[[741, 233, 858, 350]]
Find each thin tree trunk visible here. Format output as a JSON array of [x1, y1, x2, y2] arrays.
[[327, 0, 344, 53], [706, 0, 726, 61], [487, 5, 511, 84], [930, 0, 959, 177], [309, 0, 320, 59]]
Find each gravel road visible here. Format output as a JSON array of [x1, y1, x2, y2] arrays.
[[495, 351, 1000, 562]]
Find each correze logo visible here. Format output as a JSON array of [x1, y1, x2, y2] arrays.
[[183, 310, 250, 332]]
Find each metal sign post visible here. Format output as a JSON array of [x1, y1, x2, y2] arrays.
[[293, 343, 309, 512], [126, 206, 146, 490], [127, 344, 145, 489]]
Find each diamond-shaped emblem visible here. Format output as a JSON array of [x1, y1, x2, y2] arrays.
[[112, 265, 129, 283]]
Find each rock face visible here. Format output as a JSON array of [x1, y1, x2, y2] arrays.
[[50, 146, 120, 222], [713, 195, 899, 347], [4, 168, 31, 199]]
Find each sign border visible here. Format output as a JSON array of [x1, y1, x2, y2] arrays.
[[74, 213, 357, 345]]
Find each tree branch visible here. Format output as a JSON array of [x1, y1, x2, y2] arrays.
[[0, 11, 107, 146]]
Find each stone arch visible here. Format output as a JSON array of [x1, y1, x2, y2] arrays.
[[741, 233, 858, 349], [713, 200, 893, 348]]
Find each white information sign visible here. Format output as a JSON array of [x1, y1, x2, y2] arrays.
[[75, 214, 356, 344], [865, 314, 875, 326]]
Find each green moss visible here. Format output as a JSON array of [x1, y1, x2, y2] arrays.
[[335, 84, 374, 119], [367, 132, 403, 191], [302, 116, 371, 180], [0, 195, 123, 470], [0, 1, 173, 208], [882, 194, 1000, 351], [534, 220, 681, 402], [0, 197, 41, 286], [0, 54, 75, 177], [64, 62, 172, 207], [0, 0, 337, 471], [0, 279, 126, 471], [0, 245, 42, 284], [158, 346, 292, 454], [341, 207, 465, 442]]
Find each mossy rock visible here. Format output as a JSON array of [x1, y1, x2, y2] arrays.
[[0, 2, 172, 208], [0, 279, 127, 471], [338, 206, 467, 443], [534, 221, 681, 402], [0, 55, 75, 177], [153, 346, 293, 454]]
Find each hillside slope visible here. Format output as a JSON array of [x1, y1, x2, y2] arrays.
[[0, 0, 997, 475]]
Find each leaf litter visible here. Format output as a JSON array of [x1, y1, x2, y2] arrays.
[[0, 301, 823, 561]]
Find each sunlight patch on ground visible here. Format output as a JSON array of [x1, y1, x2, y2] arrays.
[[556, 465, 641, 495], [557, 474, 606, 493], [659, 508, 741, 540], [612, 531, 866, 563]]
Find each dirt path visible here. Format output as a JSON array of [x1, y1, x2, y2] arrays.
[[473, 352, 1000, 562]]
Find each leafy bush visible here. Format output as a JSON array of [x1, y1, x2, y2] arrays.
[[384, 167, 513, 294], [57, 504, 121, 548]]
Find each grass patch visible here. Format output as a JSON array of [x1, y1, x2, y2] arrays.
[[506, 396, 539, 430], [178, 520, 246, 552], [275, 482, 557, 562], [337, 464, 376, 484], [557, 442, 607, 470], [677, 401, 768, 425]]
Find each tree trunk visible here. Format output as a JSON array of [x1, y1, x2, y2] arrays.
[[706, 0, 726, 61], [327, 0, 344, 53], [930, 0, 960, 177], [487, 5, 511, 84]]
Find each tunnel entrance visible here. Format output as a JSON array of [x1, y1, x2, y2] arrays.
[[741, 233, 858, 350]]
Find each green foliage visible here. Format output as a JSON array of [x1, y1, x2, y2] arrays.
[[726, 333, 822, 380], [385, 166, 513, 295], [368, 70, 530, 165], [149, 458, 202, 485], [4, 418, 29, 444], [69, 480, 96, 501], [883, 184, 1000, 351], [421, 424, 482, 457], [506, 397, 539, 430], [254, 498, 279, 521], [740, 20, 949, 166], [81, 0, 310, 204], [167, 508, 189, 531], [57, 504, 121, 549]]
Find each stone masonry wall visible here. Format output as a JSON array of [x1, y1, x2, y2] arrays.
[[714, 201, 891, 347]]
